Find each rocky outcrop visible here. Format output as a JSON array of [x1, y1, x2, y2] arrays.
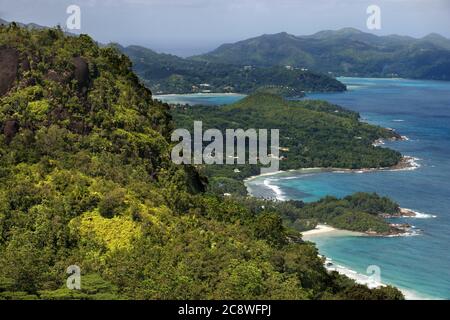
[[44, 57, 90, 91], [72, 56, 90, 91], [0, 47, 19, 96], [2, 119, 19, 143]]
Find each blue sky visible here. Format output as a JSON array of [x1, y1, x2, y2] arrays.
[[1, 0, 449, 56]]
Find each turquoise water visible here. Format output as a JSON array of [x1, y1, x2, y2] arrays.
[[264, 78, 450, 299], [159, 78, 450, 299], [154, 93, 246, 106]]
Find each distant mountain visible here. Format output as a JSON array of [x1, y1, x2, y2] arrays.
[[192, 28, 450, 80], [0, 18, 47, 30], [0, 19, 346, 96], [421, 33, 450, 50], [118, 44, 346, 96]]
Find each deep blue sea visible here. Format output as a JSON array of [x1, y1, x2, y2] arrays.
[[157, 78, 450, 299]]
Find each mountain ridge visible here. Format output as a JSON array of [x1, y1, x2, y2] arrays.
[[191, 28, 450, 80], [199, 28, 450, 53], [119, 44, 346, 96]]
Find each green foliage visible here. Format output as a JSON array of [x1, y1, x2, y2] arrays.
[[37, 274, 120, 300], [173, 93, 401, 173], [98, 188, 126, 218], [172, 93, 402, 199], [70, 210, 142, 252], [192, 29, 450, 81], [232, 193, 397, 234], [119, 45, 346, 96], [253, 212, 286, 246], [330, 211, 390, 233], [343, 192, 400, 215], [339, 284, 405, 300], [0, 25, 403, 300], [294, 193, 400, 233], [207, 176, 248, 196], [214, 260, 307, 299]]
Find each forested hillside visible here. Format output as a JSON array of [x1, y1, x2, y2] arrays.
[[119, 44, 346, 96], [0, 25, 405, 300], [172, 93, 402, 184], [192, 28, 450, 80], [232, 193, 404, 235]]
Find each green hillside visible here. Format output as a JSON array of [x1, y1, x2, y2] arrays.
[[119, 44, 346, 96], [192, 28, 450, 80], [0, 25, 403, 300], [172, 93, 402, 180]]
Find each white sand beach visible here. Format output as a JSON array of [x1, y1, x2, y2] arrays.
[[301, 224, 339, 236], [302, 225, 432, 300], [301, 224, 365, 240]]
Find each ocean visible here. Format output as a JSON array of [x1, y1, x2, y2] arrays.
[[157, 78, 450, 300], [153, 93, 246, 106]]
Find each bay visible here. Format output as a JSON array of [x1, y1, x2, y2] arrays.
[[157, 78, 450, 299]]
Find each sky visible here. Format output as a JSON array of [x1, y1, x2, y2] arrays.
[[1, 0, 450, 56]]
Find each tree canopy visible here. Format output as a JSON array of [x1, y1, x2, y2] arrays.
[[0, 25, 403, 300]]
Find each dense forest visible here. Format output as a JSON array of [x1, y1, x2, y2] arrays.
[[118, 45, 346, 96], [192, 28, 450, 80], [170, 93, 404, 234], [171, 93, 402, 186], [0, 25, 404, 300], [232, 192, 402, 234]]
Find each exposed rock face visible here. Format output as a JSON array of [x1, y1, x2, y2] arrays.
[[72, 56, 90, 91], [3, 119, 19, 143], [44, 57, 90, 91], [0, 47, 19, 96], [184, 165, 208, 193]]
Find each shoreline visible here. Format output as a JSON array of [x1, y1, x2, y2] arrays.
[[244, 156, 421, 203], [244, 157, 434, 236], [301, 224, 364, 238], [240, 113, 438, 299], [244, 155, 420, 185], [244, 158, 437, 299], [154, 92, 246, 97], [299, 207, 434, 239], [302, 224, 434, 300]]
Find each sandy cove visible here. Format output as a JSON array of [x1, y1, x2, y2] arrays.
[[301, 224, 363, 238], [244, 155, 421, 186], [302, 224, 432, 300]]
